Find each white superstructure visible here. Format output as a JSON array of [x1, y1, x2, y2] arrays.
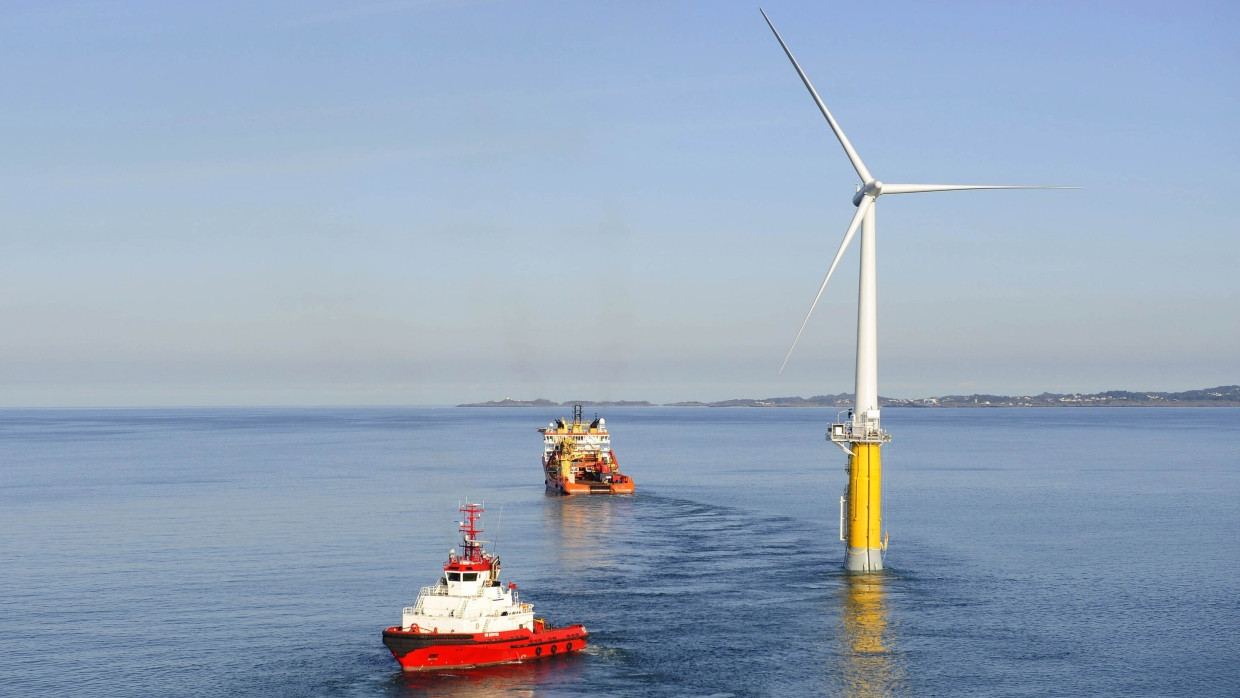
[[541, 414, 611, 467], [400, 554, 534, 635], [398, 502, 535, 635]]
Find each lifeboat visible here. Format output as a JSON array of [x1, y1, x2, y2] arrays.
[[382, 502, 588, 671], [539, 404, 635, 495]]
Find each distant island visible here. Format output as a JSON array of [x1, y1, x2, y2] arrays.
[[459, 386, 1240, 408], [460, 398, 657, 408]]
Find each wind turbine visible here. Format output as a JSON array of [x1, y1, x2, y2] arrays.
[[760, 9, 1073, 572]]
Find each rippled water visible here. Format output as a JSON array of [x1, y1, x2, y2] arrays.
[[2, 407, 1237, 696]]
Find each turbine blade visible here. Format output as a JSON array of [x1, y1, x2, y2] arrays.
[[880, 183, 1079, 195], [760, 9, 873, 184], [779, 196, 874, 375]]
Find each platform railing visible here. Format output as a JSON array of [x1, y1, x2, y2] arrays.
[[826, 411, 891, 444]]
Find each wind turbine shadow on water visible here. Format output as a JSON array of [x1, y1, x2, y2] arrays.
[[759, 9, 1076, 572]]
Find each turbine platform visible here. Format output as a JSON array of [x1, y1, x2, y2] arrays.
[[827, 410, 891, 445]]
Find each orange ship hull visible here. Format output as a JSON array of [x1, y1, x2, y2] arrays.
[[546, 473, 635, 495]]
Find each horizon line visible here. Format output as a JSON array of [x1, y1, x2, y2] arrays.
[[3, 384, 1236, 410]]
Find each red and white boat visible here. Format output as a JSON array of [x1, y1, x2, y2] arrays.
[[382, 502, 588, 672]]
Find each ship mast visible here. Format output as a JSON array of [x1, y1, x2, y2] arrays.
[[457, 502, 486, 563]]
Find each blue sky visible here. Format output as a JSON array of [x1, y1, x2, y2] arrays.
[[1, 1, 1236, 406]]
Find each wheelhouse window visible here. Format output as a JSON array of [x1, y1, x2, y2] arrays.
[[462, 572, 479, 582], [447, 572, 461, 582]]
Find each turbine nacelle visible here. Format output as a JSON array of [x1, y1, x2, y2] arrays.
[[852, 180, 883, 206]]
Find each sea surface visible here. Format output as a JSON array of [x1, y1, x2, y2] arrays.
[[2, 406, 1237, 697]]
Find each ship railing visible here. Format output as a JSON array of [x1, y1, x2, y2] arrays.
[[412, 584, 448, 613], [412, 581, 492, 609]]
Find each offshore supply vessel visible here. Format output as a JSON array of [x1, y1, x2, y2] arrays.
[[381, 502, 588, 672], [540, 404, 634, 495]]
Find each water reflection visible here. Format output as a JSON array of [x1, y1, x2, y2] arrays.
[[389, 654, 586, 697], [541, 494, 635, 570], [837, 572, 906, 697]]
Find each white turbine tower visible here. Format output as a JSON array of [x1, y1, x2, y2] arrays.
[[761, 9, 1073, 572]]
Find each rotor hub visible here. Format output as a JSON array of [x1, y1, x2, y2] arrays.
[[852, 180, 883, 206]]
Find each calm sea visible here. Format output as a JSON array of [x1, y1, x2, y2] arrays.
[[2, 407, 1237, 696]]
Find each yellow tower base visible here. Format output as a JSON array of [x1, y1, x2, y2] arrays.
[[845, 442, 884, 572]]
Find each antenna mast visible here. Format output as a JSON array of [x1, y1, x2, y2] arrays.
[[458, 501, 485, 563]]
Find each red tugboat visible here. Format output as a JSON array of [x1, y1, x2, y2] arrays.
[[382, 502, 588, 672], [540, 404, 635, 495]]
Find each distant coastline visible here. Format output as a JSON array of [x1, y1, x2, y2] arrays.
[[459, 385, 1240, 408]]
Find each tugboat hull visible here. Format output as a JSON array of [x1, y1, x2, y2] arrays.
[[383, 625, 588, 672]]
